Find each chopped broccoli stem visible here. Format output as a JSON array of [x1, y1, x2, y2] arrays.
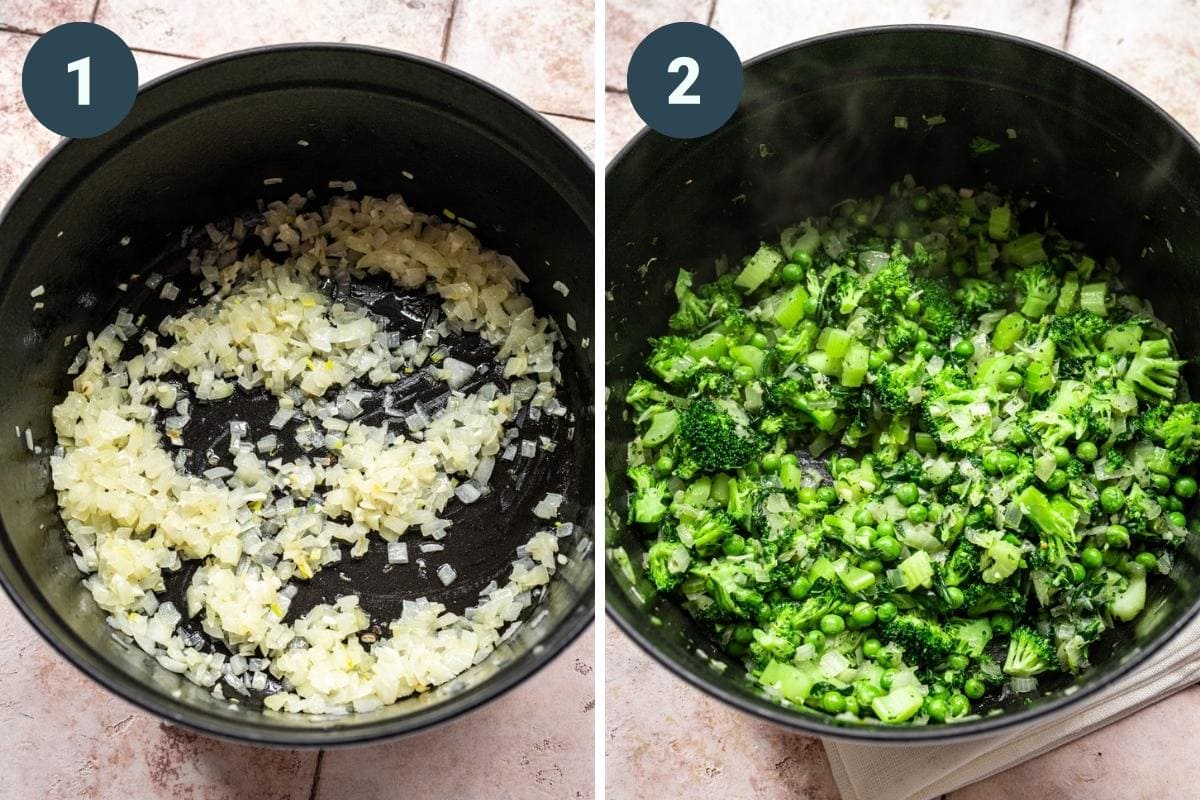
[[735, 245, 784, 292], [988, 205, 1012, 241]]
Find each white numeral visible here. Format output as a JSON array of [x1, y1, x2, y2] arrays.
[[67, 56, 91, 106], [667, 56, 700, 105]]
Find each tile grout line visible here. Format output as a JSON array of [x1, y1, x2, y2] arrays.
[[90, 0, 101, 23], [130, 44, 203, 60], [706, 0, 718, 27], [439, 0, 460, 62], [306, 750, 326, 800], [1061, 0, 1080, 49], [543, 110, 595, 123]]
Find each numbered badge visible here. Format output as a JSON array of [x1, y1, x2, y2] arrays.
[[22, 22, 138, 139], [626, 22, 743, 139]]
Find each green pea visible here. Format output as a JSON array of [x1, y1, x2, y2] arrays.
[[1081, 546, 1103, 569], [805, 629, 826, 652], [1099, 486, 1125, 513], [722, 534, 746, 556], [875, 536, 902, 560], [857, 683, 883, 704], [877, 347, 895, 363], [853, 210, 871, 227], [1175, 476, 1198, 499], [817, 486, 838, 504], [761, 452, 781, 473], [853, 507, 874, 526], [717, 355, 735, 371], [913, 194, 931, 212], [906, 503, 929, 523], [982, 451, 1002, 475], [1151, 473, 1171, 492], [945, 586, 965, 609], [781, 453, 799, 467], [947, 654, 969, 671], [876, 520, 897, 538], [951, 257, 971, 277], [880, 669, 896, 691], [905, 298, 923, 318], [999, 371, 1023, 391], [859, 558, 884, 574], [916, 340, 936, 359], [733, 365, 755, 384], [1046, 469, 1068, 491], [894, 220, 912, 239], [862, 638, 882, 658], [995, 451, 1019, 474], [1106, 523, 1130, 548], [732, 624, 755, 644], [850, 602, 877, 628], [895, 483, 919, 506], [803, 297, 819, 316], [781, 263, 804, 284], [820, 614, 846, 635], [654, 455, 674, 475], [1168, 496, 1185, 512], [798, 486, 817, 503], [822, 690, 846, 714], [795, 251, 813, 269], [1076, 441, 1098, 462], [1052, 446, 1071, 466], [963, 678, 986, 699], [837, 457, 858, 474], [788, 577, 811, 600], [1135, 551, 1159, 570], [877, 601, 898, 623], [991, 613, 1014, 634], [750, 332, 769, 350], [1169, 510, 1188, 528], [868, 352, 884, 370], [844, 696, 860, 716], [1065, 562, 1086, 584], [953, 339, 975, 359], [858, 525, 878, 543], [948, 694, 970, 718], [726, 640, 747, 656], [925, 697, 949, 722]]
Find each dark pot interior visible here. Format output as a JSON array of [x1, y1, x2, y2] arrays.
[[605, 25, 1200, 741], [0, 44, 595, 746]]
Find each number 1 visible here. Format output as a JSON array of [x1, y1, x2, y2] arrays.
[[667, 56, 700, 105], [67, 56, 91, 106]]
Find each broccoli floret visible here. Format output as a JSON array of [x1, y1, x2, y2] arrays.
[[1002, 626, 1056, 677], [689, 558, 764, 619], [884, 315, 923, 351], [916, 277, 963, 342], [947, 618, 994, 657], [747, 596, 842, 668], [1047, 310, 1107, 357], [1018, 486, 1080, 563], [627, 464, 670, 525], [686, 509, 737, 554], [764, 376, 839, 432], [882, 613, 955, 665], [677, 397, 763, 473], [1158, 403, 1200, 465], [941, 540, 981, 587], [698, 273, 742, 319], [954, 278, 1005, 316], [864, 254, 916, 315], [646, 336, 700, 386], [873, 355, 927, 412], [668, 269, 709, 334], [962, 581, 1027, 617], [922, 379, 994, 454], [1013, 263, 1059, 318], [1126, 337, 1185, 402], [624, 378, 678, 415], [646, 539, 689, 592]]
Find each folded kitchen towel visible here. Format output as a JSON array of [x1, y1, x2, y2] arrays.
[[824, 612, 1200, 800]]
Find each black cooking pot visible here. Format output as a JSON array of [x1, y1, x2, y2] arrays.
[[606, 25, 1200, 741], [0, 45, 594, 746]]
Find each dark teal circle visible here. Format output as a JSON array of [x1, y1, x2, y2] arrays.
[[626, 22, 743, 139], [22, 22, 138, 139]]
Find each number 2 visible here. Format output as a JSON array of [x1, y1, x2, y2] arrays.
[[667, 56, 700, 105], [67, 56, 91, 106]]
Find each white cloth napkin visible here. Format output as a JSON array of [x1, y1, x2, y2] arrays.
[[824, 612, 1200, 800]]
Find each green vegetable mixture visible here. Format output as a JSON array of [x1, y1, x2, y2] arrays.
[[622, 176, 1200, 725]]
